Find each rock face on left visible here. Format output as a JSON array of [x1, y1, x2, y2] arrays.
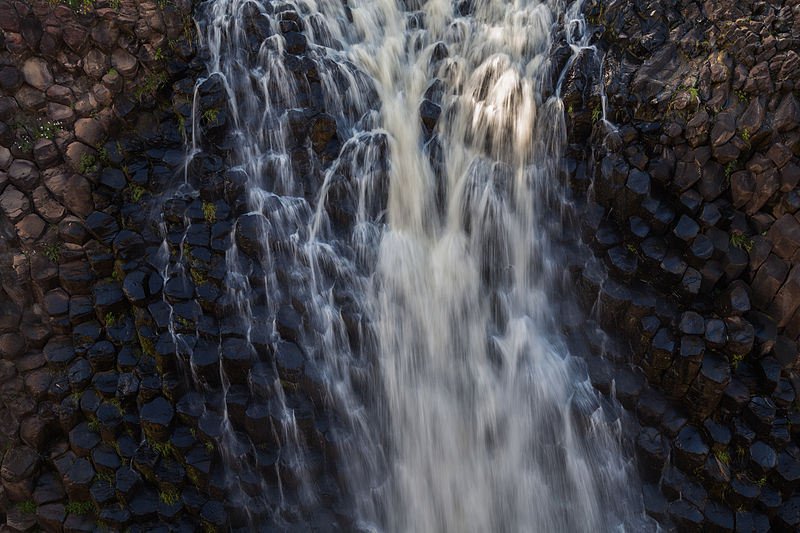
[[0, 0, 196, 530]]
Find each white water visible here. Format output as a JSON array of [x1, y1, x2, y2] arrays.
[[188, 0, 656, 530]]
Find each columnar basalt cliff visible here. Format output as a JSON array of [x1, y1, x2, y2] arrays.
[[562, 0, 800, 530], [0, 0, 799, 531]]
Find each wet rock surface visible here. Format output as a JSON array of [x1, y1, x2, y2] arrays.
[[0, 0, 798, 530], [563, 0, 800, 530]]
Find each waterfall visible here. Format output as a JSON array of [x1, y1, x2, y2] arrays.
[[166, 0, 661, 530]]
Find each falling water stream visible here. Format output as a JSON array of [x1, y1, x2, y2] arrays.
[[166, 0, 660, 530]]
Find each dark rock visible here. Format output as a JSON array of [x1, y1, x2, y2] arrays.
[[140, 396, 174, 441]]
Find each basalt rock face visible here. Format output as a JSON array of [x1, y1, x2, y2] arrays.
[[0, 0, 198, 530], [564, 0, 800, 530]]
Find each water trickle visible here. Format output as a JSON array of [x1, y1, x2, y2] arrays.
[[155, 0, 662, 530]]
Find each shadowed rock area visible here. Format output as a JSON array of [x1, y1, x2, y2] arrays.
[[562, 0, 800, 530]]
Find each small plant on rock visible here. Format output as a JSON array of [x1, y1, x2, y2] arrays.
[[202, 201, 216, 223], [730, 353, 746, 369], [735, 89, 749, 103], [203, 108, 220, 123], [741, 128, 751, 143], [16, 500, 36, 514], [715, 449, 730, 466], [160, 488, 180, 506], [148, 439, 175, 458], [725, 160, 736, 177], [43, 242, 61, 262], [190, 268, 207, 286], [104, 312, 117, 327], [77, 152, 97, 174], [87, 418, 101, 433], [134, 70, 168, 102], [64, 501, 94, 515], [730, 233, 753, 252], [130, 185, 146, 203], [591, 106, 601, 122], [32, 120, 62, 140], [757, 477, 767, 487]]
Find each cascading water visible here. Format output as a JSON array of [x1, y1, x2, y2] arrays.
[[165, 0, 662, 530]]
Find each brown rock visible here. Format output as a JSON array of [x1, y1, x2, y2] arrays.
[[59, 260, 92, 295], [781, 162, 800, 193], [92, 82, 113, 107], [73, 94, 96, 117], [101, 71, 123, 93], [29, 252, 58, 292], [0, 185, 30, 222], [46, 102, 74, 125], [7, 159, 38, 191], [730, 171, 754, 209], [751, 254, 789, 309], [20, 58, 53, 91], [82, 48, 109, 79], [32, 185, 64, 223], [73, 118, 104, 147], [15, 213, 45, 245], [0, 146, 12, 170], [0, 65, 22, 92], [111, 47, 138, 78], [45, 84, 72, 106], [0, 94, 19, 121], [774, 93, 800, 132], [778, 51, 800, 84], [767, 143, 793, 169], [90, 19, 119, 49], [63, 174, 92, 217], [769, 265, 800, 328], [686, 109, 709, 147], [0, 1, 20, 32], [739, 97, 765, 135], [0, 333, 25, 359], [14, 85, 46, 112], [710, 112, 736, 147], [747, 154, 773, 175], [64, 142, 93, 173], [32, 138, 60, 168], [712, 142, 740, 164], [745, 169, 780, 215], [4, 31, 25, 54], [743, 62, 773, 94], [62, 22, 87, 52], [1, 446, 40, 501], [42, 167, 69, 199], [58, 216, 87, 244], [767, 213, 800, 260]]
